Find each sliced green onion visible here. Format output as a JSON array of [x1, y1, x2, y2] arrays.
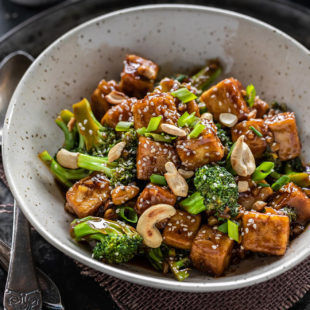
[[115, 121, 133, 132], [188, 122, 205, 139], [180, 192, 206, 215], [270, 171, 282, 180], [249, 126, 263, 137], [252, 162, 275, 181], [136, 127, 148, 136], [218, 222, 228, 233], [146, 116, 162, 132], [145, 132, 176, 143], [246, 84, 256, 108], [178, 112, 198, 128], [178, 112, 190, 127], [171, 88, 197, 103], [175, 74, 188, 82], [118, 206, 138, 223], [271, 175, 290, 191], [150, 174, 167, 186], [228, 220, 239, 242], [257, 182, 270, 188]]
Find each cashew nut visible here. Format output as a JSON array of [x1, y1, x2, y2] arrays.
[[160, 123, 186, 137], [231, 135, 256, 176], [201, 112, 213, 121], [219, 113, 238, 127], [56, 148, 78, 169], [138, 65, 157, 80], [178, 169, 194, 179], [164, 162, 188, 197], [105, 90, 128, 105], [108, 141, 126, 162], [136, 204, 176, 248]]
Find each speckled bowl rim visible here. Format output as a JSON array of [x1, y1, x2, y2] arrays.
[[3, 4, 310, 292]]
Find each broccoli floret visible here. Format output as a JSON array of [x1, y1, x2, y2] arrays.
[[285, 157, 304, 174], [168, 257, 191, 281], [55, 110, 76, 151], [71, 216, 143, 264], [73, 98, 117, 155], [279, 207, 297, 223], [215, 123, 233, 152], [194, 165, 239, 217]]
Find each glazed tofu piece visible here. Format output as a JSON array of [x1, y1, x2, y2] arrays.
[[135, 183, 176, 214], [253, 97, 269, 118], [265, 112, 301, 161], [119, 54, 159, 98], [136, 136, 180, 180], [231, 119, 270, 158], [111, 184, 140, 205], [163, 210, 201, 250], [200, 78, 249, 121], [176, 119, 224, 170], [242, 211, 290, 255], [190, 225, 234, 276], [270, 182, 310, 224], [101, 98, 136, 128], [91, 79, 120, 120], [66, 173, 110, 218], [132, 92, 179, 130]]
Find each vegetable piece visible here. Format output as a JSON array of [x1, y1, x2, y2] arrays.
[[279, 207, 297, 223], [71, 216, 143, 264], [150, 174, 167, 186], [175, 74, 188, 83], [146, 115, 163, 132], [217, 222, 228, 233], [115, 121, 133, 132], [246, 84, 256, 108], [168, 257, 191, 281], [288, 172, 310, 188], [55, 113, 76, 151], [144, 132, 176, 143], [271, 175, 290, 191], [188, 122, 205, 139], [258, 182, 270, 188], [194, 165, 239, 217], [118, 206, 138, 223], [171, 88, 197, 103], [252, 162, 275, 181], [215, 123, 233, 152], [180, 192, 206, 214], [73, 98, 117, 154], [249, 126, 263, 137], [146, 247, 165, 271], [177, 112, 197, 127], [191, 59, 222, 91], [38, 151, 89, 187], [227, 220, 239, 242], [136, 127, 148, 136]]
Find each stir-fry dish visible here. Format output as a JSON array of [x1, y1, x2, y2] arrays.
[[39, 54, 310, 281]]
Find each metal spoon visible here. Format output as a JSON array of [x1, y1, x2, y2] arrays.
[[0, 51, 63, 310]]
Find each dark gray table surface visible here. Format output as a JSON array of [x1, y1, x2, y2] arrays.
[[1, 0, 310, 309]]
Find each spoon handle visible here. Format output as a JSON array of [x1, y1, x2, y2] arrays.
[[3, 202, 42, 310]]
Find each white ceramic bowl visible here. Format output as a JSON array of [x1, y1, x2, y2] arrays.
[[3, 4, 310, 292]]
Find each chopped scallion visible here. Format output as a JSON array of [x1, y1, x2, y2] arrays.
[[271, 175, 290, 191], [118, 206, 138, 224], [257, 182, 270, 188], [136, 127, 148, 136], [171, 88, 197, 103], [252, 162, 275, 181], [115, 121, 133, 132], [146, 116, 162, 132], [249, 126, 263, 137], [175, 74, 188, 82], [150, 174, 167, 186], [217, 222, 228, 233], [145, 132, 176, 143], [246, 84, 256, 108], [188, 122, 205, 139], [228, 220, 239, 242], [180, 192, 206, 215], [178, 111, 197, 127]]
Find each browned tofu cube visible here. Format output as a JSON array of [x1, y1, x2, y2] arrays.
[[163, 210, 201, 250], [136, 136, 180, 180], [190, 225, 234, 276], [242, 211, 290, 255], [111, 184, 139, 205], [101, 98, 136, 128], [231, 119, 270, 158], [200, 78, 249, 121], [91, 79, 120, 120], [66, 173, 110, 218], [265, 112, 301, 161], [135, 183, 176, 214], [132, 92, 179, 130], [176, 119, 224, 169], [119, 54, 159, 98], [253, 97, 269, 118], [270, 182, 310, 224]]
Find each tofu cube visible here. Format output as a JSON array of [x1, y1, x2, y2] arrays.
[[190, 225, 234, 276], [135, 183, 176, 214], [265, 112, 301, 160], [231, 119, 270, 158], [176, 119, 224, 170], [163, 210, 201, 250], [132, 92, 179, 130], [253, 97, 269, 118], [242, 211, 290, 255], [101, 98, 136, 128], [66, 173, 110, 218], [120, 54, 159, 98], [136, 136, 180, 180], [200, 78, 249, 121], [270, 182, 310, 224], [111, 184, 140, 205]]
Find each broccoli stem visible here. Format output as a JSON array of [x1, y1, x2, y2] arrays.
[[38, 151, 89, 187], [180, 192, 206, 214], [55, 116, 76, 150], [60, 109, 74, 123], [146, 247, 164, 271]]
